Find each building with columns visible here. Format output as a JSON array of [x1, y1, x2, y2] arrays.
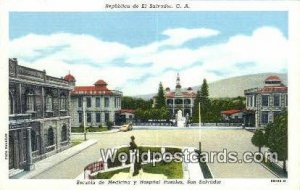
[[163, 74, 197, 118], [67, 77, 122, 128], [9, 58, 73, 175], [244, 75, 288, 128]]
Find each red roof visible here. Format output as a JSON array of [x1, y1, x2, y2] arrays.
[[72, 85, 112, 95], [221, 109, 242, 115], [64, 74, 76, 82], [165, 91, 196, 98], [259, 86, 288, 93], [265, 75, 281, 81], [120, 109, 135, 114], [94, 80, 107, 86]]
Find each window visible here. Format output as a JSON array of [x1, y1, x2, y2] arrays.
[[105, 112, 109, 122], [114, 97, 117, 108], [48, 127, 54, 146], [105, 97, 110, 107], [273, 94, 280, 107], [26, 93, 35, 111], [184, 99, 191, 105], [96, 112, 101, 123], [60, 95, 67, 110], [273, 111, 281, 120], [78, 97, 83, 107], [46, 95, 53, 111], [78, 112, 83, 123], [9, 93, 13, 114], [61, 125, 68, 142], [175, 99, 183, 104], [87, 112, 91, 123], [253, 95, 256, 107], [31, 130, 37, 151], [262, 95, 269, 107], [96, 97, 101, 107], [261, 111, 269, 124], [285, 94, 288, 106], [86, 97, 91, 107]]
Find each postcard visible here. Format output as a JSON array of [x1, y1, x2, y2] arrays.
[[0, 0, 300, 190]]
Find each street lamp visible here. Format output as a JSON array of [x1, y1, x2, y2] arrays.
[[199, 102, 201, 127], [83, 100, 87, 141]]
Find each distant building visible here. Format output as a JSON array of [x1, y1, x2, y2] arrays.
[[9, 58, 72, 174], [153, 73, 197, 118], [115, 109, 135, 125], [68, 78, 122, 128], [244, 75, 288, 128], [221, 109, 244, 123]]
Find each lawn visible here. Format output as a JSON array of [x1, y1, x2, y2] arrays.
[[94, 161, 183, 179], [142, 161, 183, 179]]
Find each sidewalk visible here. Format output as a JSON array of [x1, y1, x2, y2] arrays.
[[11, 139, 97, 179]]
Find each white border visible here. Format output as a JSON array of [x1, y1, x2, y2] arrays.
[[1, 1, 300, 190]]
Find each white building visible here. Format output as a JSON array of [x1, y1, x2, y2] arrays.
[[65, 74, 122, 127]]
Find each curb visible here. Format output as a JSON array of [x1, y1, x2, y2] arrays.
[[18, 139, 98, 179], [71, 129, 119, 135], [258, 162, 280, 178]]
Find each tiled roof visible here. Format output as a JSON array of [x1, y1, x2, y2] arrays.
[[265, 75, 281, 81], [259, 86, 288, 93], [72, 85, 112, 95], [165, 91, 197, 98], [120, 109, 135, 114], [221, 109, 242, 115]]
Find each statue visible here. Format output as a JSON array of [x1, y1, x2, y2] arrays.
[[129, 136, 141, 176], [176, 110, 186, 128]]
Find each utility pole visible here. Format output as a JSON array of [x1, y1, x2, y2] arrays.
[[199, 102, 201, 127], [83, 99, 87, 141]]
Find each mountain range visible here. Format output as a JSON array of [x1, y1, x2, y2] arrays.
[[134, 73, 287, 99]]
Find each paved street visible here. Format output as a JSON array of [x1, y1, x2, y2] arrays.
[[33, 129, 276, 179]]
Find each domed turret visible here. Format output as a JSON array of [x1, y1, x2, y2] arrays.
[[265, 75, 282, 86], [64, 73, 76, 87]]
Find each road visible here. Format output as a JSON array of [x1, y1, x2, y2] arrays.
[[33, 129, 276, 179]]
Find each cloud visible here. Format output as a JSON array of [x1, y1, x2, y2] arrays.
[[9, 26, 287, 96]]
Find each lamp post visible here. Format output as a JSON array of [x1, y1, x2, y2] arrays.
[[199, 102, 201, 127], [83, 100, 87, 141]]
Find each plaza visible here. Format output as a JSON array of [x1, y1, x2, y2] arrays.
[[31, 128, 276, 179]]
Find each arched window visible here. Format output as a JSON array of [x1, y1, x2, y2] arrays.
[[48, 127, 54, 146], [9, 92, 14, 114], [167, 99, 173, 105], [46, 95, 53, 111], [184, 99, 191, 104], [26, 91, 35, 111], [61, 125, 68, 142], [175, 99, 183, 104], [60, 94, 67, 111], [31, 130, 37, 151]]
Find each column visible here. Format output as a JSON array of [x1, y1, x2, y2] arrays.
[[25, 128, 34, 171], [13, 132, 19, 169]]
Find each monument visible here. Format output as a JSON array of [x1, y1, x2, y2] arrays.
[[129, 136, 141, 176], [176, 110, 186, 128]]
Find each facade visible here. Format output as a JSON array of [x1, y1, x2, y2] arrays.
[[162, 74, 197, 118], [244, 75, 288, 128], [221, 109, 244, 123], [68, 78, 122, 128], [9, 58, 72, 173], [117, 109, 135, 124]]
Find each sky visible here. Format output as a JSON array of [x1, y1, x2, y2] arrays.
[[9, 11, 288, 96]]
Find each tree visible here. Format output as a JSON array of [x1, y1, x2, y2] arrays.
[[200, 79, 211, 122], [156, 82, 166, 109], [266, 111, 288, 173], [251, 129, 265, 153]]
